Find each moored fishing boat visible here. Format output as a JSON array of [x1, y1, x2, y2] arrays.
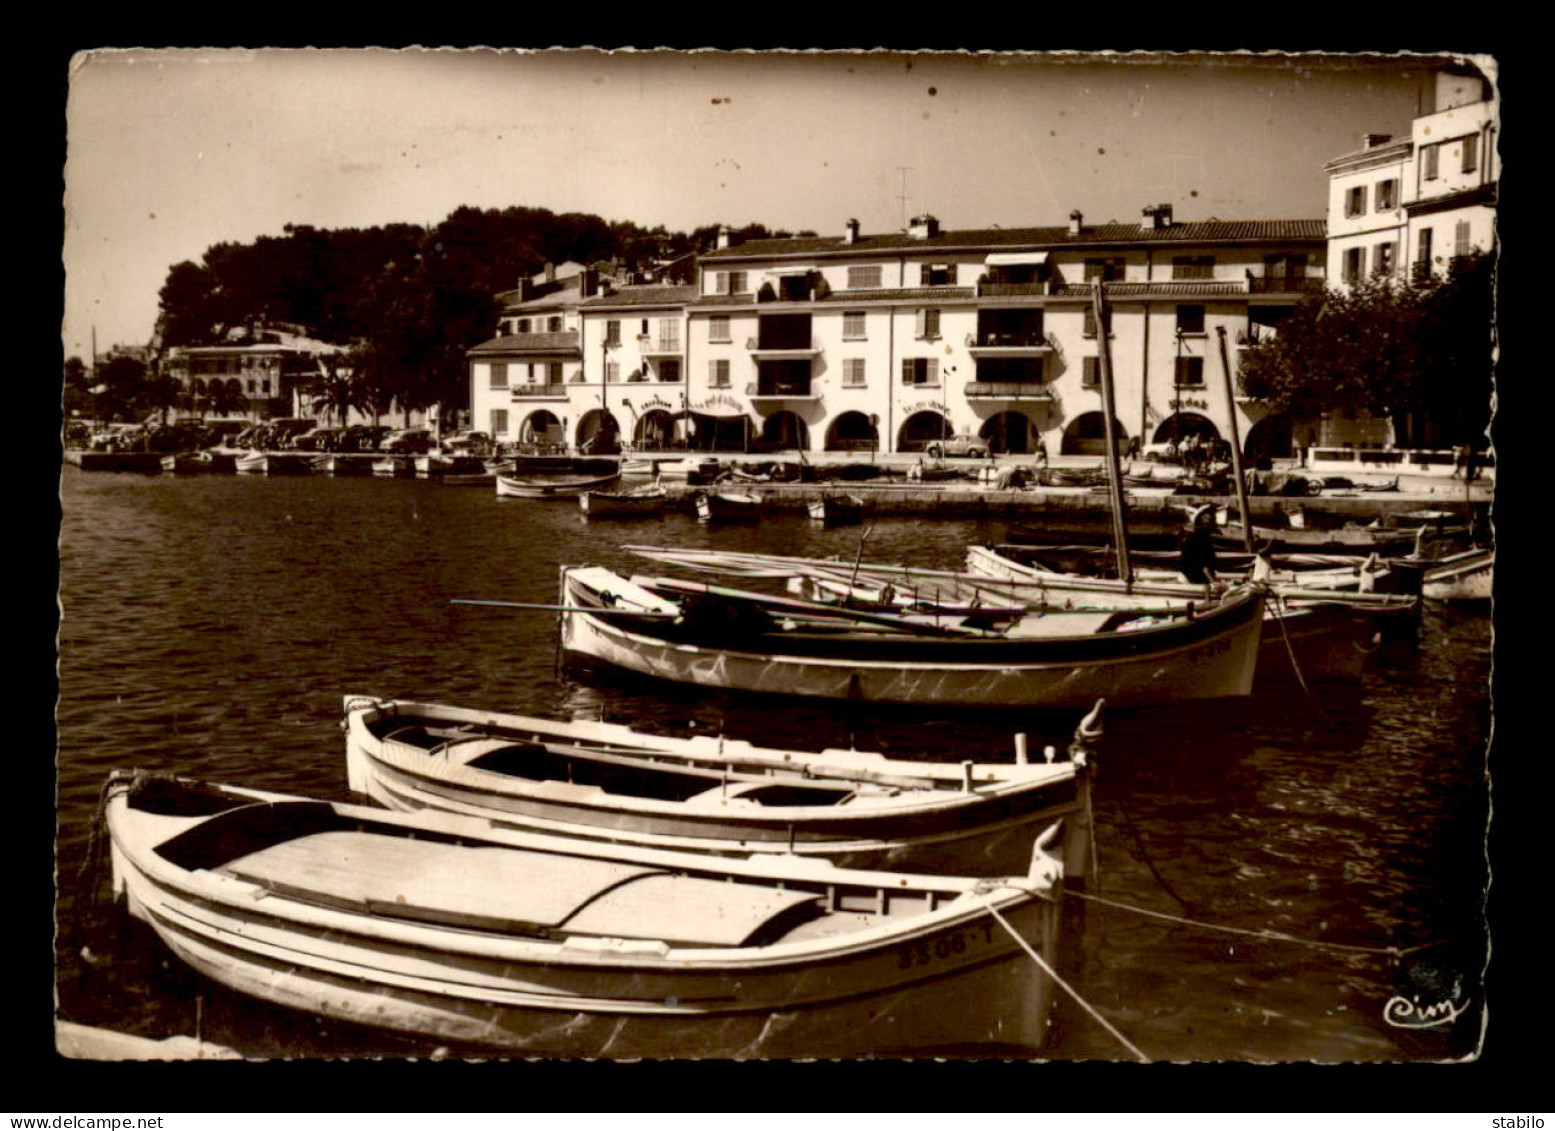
[[496, 471, 622, 499], [559, 564, 1264, 709], [415, 453, 488, 479], [1420, 547, 1493, 602], [580, 484, 668, 518], [159, 453, 207, 475], [310, 454, 371, 477], [696, 491, 762, 524], [235, 451, 312, 476], [372, 455, 416, 478], [343, 694, 1098, 877], [104, 770, 1067, 1058], [808, 494, 864, 526]]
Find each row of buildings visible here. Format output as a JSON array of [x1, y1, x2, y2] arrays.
[[155, 68, 1496, 460]]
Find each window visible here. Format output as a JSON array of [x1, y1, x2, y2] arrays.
[[916, 308, 941, 340], [1376, 179, 1398, 211], [1454, 221, 1473, 258], [901, 358, 939, 386], [656, 318, 681, 350], [842, 311, 867, 340], [1415, 228, 1434, 280], [1083, 305, 1112, 338], [714, 270, 750, 295], [1345, 185, 1368, 218], [547, 316, 562, 332], [658, 359, 681, 383], [1084, 258, 1125, 282], [1081, 357, 1101, 387], [847, 265, 882, 289], [1174, 357, 1205, 387], [1373, 242, 1396, 277], [843, 359, 867, 387], [548, 361, 564, 383], [1422, 143, 1440, 181], [1176, 305, 1206, 336], [920, 263, 958, 286], [1172, 256, 1215, 280], [604, 361, 620, 384], [490, 409, 508, 436], [605, 321, 620, 346], [490, 363, 509, 390], [708, 315, 731, 343], [1343, 247, 1364, 285], [516, 318, 532, 333], [1462, 134, 1478, 174], [708, 359, 730, 388]]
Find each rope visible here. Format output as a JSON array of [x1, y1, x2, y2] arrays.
[[979, 892, 1150, 1063], [1269, 591, 1313, 697], [1065, 890, 1439, 959]]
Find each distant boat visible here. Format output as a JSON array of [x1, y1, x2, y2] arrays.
[[342, 694, 1096, 877], [415, 454, 488, 479], [696, 491, 762, 524], [310, 454, 371, 477], [580, 484, 668, 518], [105, 770, 1068, 1058], [159, 453, 206, 475], [496, 471, 622, 499], [235, 452, 312, 476], [372, 455, 416, 478], [808, 494, 864, 526]]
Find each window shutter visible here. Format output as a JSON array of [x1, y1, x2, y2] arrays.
[[901, 359, 914, 385], [927, 358, 938, 384], [919, 264, 931, 285]]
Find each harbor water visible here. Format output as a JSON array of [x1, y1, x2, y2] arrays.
[[53, 465, 1493, 1062]]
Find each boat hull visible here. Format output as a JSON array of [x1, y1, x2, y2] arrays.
[[580, 489, 667, 518], [496, 472, 621, 499], [561, 570, 1264, 709], [697, 493, 762, 523], [1422, 549, 1493, 602], [106, 779, 1062, 1058]]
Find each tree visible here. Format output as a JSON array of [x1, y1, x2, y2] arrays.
[[307, 355, 363, 428], [1238, 253, 1493, 449]]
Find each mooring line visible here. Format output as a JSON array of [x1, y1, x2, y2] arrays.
[[1065, 889, 1438, 958], [980, 893, 1150, 1063]]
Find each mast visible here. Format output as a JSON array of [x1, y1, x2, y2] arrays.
[[1092, 283, 1133, 585], [1215, 326, 1255, 552]]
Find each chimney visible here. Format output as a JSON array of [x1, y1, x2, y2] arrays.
[[516, 277, 532, 302], [716, 226, 733, 250], [544, 262, 556, 284], [1069, 210, 1084, 236], [581, 268, 598, 298], [907, 214, 940, 240], [1362, 133, 1393, 149], [1142, 203, 1173, 231], [844, 218, 860, 245]]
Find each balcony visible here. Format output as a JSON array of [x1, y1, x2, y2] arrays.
[[976, 281, 1050, 297], [745, 380, 820, 403], [965, 332, 1056, 359], [1246, 272, 1325, 296], [510, 382, 570, 399], [745, 336, 822, 359], [964, 381, 1055, 401], [637, 335, 683, 357]]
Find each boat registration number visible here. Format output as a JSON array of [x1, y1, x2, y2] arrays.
[[895, 922, 994, 969]]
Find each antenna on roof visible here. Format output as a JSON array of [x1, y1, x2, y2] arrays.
[[895, 167, 913, 230]]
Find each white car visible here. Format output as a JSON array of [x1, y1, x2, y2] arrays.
[[923, 434, 989, 459]]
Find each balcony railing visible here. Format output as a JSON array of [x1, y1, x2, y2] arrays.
[[964, 381, 1055, 400], [975, 281, 1050, 297], [637, 335, 683, 356], [964, 332, 1055, 356], [746, 381, 819, 400], [746, 337, 822, 358], [1246, 273, 1325, 295], [510, 382, 569, 399]]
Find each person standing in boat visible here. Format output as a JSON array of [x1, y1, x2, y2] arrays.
[[1178, 504, 1220, 585]]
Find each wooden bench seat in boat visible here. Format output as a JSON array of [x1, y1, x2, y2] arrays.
[[217, 830, 820, 946]]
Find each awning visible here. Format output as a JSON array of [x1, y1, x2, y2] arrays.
[[984, 251, 1051, 267]]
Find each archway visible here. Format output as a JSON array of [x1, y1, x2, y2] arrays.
[[1242, 412, 1294, 464], [824, 411, 879, 452], [633, 409, 677, 451], [683, 411, 754, 452], [1151, 412, 1221, 449], [760, 411, 809, 452], [898, 411, 951, 453], [1061, 411, 1129, 456], [575, 409, 623, 452], [521, 409, 562, 447], [978, 411, 1035, 455]]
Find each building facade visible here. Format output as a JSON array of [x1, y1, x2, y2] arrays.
[[163, 324, 348, 421], [470, 210, 1326, 460]]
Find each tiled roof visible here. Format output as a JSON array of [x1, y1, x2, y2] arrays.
[[581, 284, 699, 309], [467, 331, 580, 356], [688, 294, 759, 308], [701, 219, 1326, 260], [1049, 282, 1250, 299], [817, 287, 976, 302]]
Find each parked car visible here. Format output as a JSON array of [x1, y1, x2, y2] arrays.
[[380, 428, 433, 454], [340, 425, 390, 453], [292, 426, 343, 452], [923, 434, 989, 459], [441, 430, 494, 456]]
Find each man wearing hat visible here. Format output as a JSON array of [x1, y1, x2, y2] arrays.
[[1178, 503, 1220, 584]]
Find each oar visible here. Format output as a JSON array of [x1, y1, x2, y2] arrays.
[[451, 598, 680, 618]]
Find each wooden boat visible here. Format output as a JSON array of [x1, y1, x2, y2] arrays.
[[560, 564, 1264, 709], [343, 694, 1097, 877], [696, 491, 763, 524], [1420, 547, 1493, 602], [808, 494, 864, 526], [234, 451, 312, 476], [1214, 517, 1418, 555], [105, 771, 1067, 1058], [989, 541, 1402, 593], [159, 453, 207, 475], [580, 484, 668, 518], [194, 448, 239, 474], [372, 455, 416, 478], [310, 454, 371, 477], [496, 471, 621, 499], [415, 454, 488, 479]]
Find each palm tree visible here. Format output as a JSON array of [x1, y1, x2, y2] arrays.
[[308, 355, 362, 427]]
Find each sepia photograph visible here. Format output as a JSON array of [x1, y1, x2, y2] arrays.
[[54, 46, 1505, 1069]]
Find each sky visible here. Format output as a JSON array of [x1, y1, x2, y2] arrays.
[[61, 47, 1474, 361]]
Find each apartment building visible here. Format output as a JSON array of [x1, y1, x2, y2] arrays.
[[163, 324, 347, 420]]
